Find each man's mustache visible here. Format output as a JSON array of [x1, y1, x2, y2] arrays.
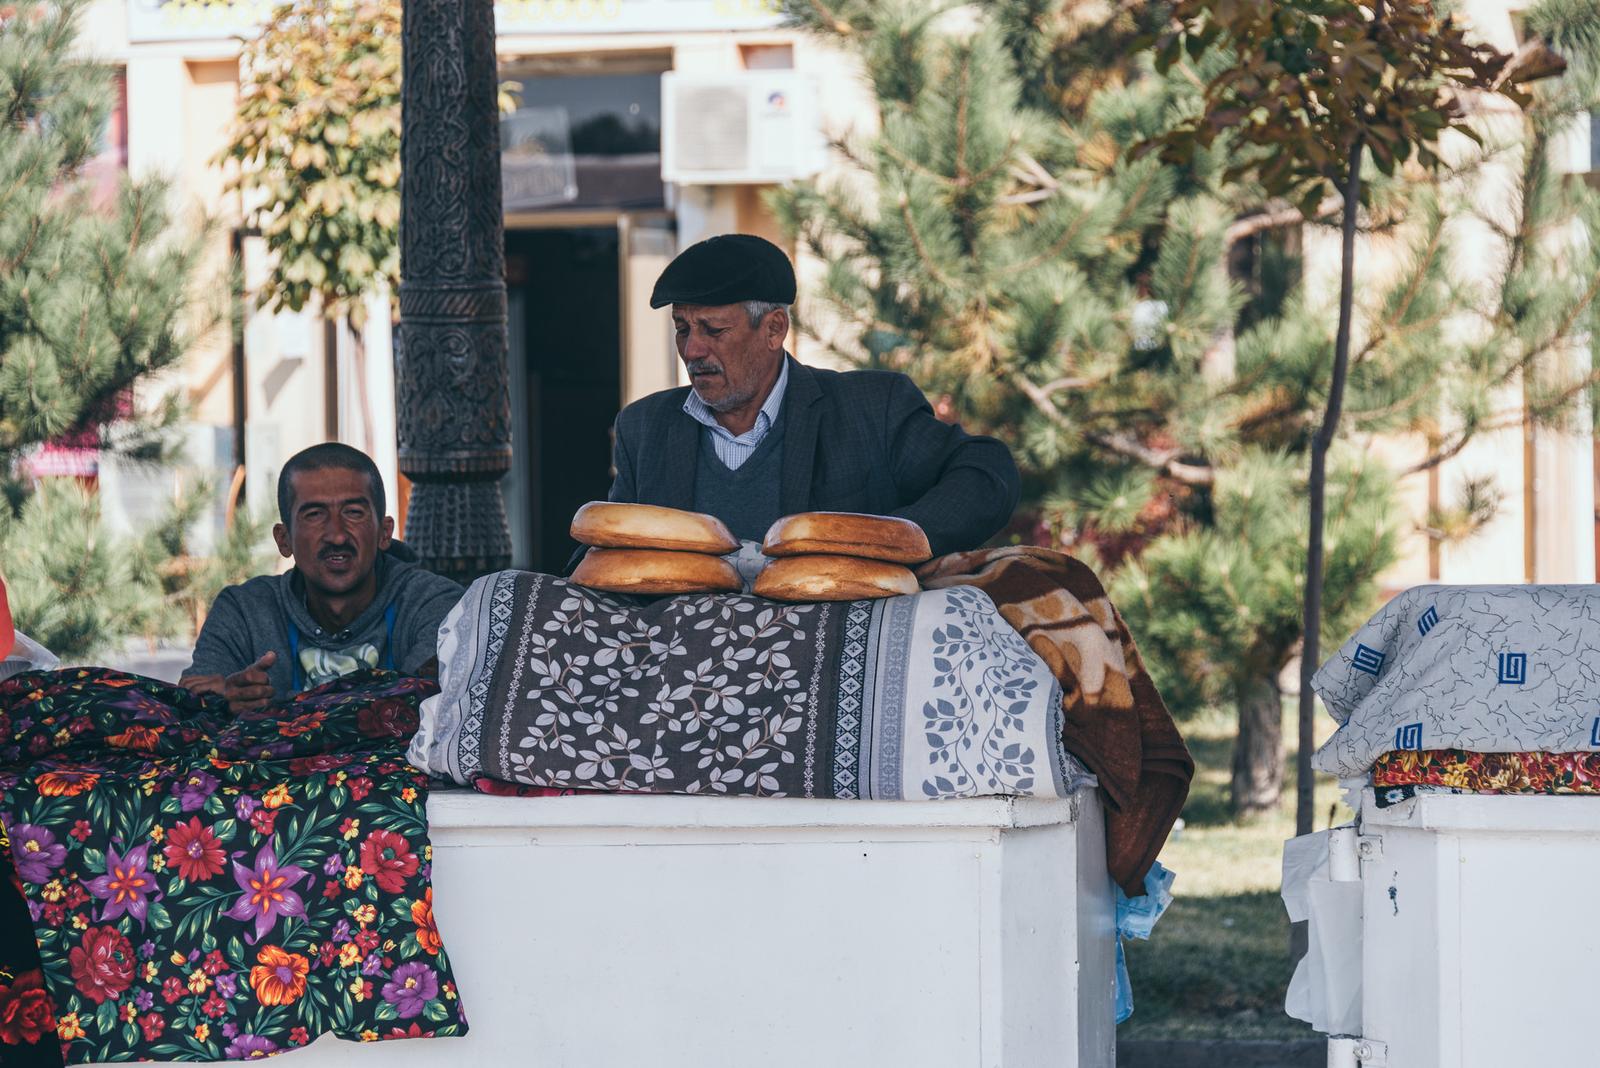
[[319, 545, 355, 559], [686, 360, 722, 376]]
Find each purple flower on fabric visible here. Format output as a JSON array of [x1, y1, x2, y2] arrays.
[[134, 989, 154, 1012], [331, 919, 351, 943], [214, 972, 238, 999], [235, 794, 260, 821], [223, 1034, 279, 1059], [362, 953, 384, 977], [8, 824, 65, 884], [139, 940, 157, 960], [322, 854, 345, 877], [381, 962, 438, 1019], [86, 842, 158, 925], [222, 1022, 240, 1039], [175, 771, 219, 812], [222, 843, 308, 944], [27, 899, 41, 923]]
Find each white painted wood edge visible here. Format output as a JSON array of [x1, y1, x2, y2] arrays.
[[1362, 787, 1600, 833], [425, 789, 1084, 832]]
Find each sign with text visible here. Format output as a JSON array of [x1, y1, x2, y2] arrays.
[[127, 0, 782, 44]]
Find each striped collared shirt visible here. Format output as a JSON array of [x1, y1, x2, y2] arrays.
[[682, 358, 790, 470]]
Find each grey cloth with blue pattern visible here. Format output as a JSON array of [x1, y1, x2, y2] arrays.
[[1312, 585, 1600, 777]]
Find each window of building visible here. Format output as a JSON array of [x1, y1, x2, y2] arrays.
[[500, 54, 670, 213]]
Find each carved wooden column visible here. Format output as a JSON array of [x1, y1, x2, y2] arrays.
[[396, 0, 512, 584]]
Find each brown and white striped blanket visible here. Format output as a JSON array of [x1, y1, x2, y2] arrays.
[[920, 547, 1193, 894]]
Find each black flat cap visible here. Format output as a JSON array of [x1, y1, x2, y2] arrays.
[[649, 233, 796, 309]]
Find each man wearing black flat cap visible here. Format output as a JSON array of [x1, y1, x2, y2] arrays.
[[590, 233, 1020, 561]]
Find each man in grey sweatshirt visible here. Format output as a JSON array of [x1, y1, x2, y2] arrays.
[[181, 443, 464, 714]]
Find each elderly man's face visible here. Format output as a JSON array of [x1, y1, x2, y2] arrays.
[[673, 303, 787, 415]]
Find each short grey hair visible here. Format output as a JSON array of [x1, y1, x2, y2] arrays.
[[743, 300, 790, 327]]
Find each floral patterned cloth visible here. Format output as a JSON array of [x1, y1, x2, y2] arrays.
[[0, 669, 467, 1065], [1371, 748, 1600, 807]]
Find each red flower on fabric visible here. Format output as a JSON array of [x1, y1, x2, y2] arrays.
[[289, 1026, 311, 1047], [356, 699, 419, 739], [288, 754, 350, 776], [249, 808, 278, 838], [348, 777, 373, 801], [68, 927, 135, 1004], [202, 949, 228, 977], [162, 976, 187, 1004], [359, 829, 418, 894], [0, 969, 54, 1045], [164, 818, 226, 883], [202, 992, 228, 1019], [138, 1012, 164, 1042]]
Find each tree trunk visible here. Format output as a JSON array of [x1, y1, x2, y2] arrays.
[[1296, 138, 1366, 841], [1231, 673, 1284, 817]]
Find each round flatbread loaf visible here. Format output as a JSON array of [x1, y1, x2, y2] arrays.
[[753, 554, 921, 602], [571, 501, 740, 555], [571, 548, 742, 596], [761, 512, 932, 564]]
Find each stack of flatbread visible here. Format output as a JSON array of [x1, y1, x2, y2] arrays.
[[753, 512, 930, 602], [570, 503, 742, 595]]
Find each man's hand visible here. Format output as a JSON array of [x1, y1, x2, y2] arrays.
[[181, 651, 278, 714]]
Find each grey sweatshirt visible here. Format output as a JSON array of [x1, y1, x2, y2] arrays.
[[184, 542, 465, 695]]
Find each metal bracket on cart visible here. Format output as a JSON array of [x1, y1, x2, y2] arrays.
[[1328, 1036, 1389, 1067], [1356, 832, 1383, 864]]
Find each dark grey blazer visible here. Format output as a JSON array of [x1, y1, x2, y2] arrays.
[[593, 355, 1020, 561]]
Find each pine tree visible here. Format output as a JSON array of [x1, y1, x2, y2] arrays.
[[0, 0, 216, 658], [774, 0, 1600, 815]]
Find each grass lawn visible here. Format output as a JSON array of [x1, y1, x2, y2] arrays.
[[1117, 703, 1355, 1040]]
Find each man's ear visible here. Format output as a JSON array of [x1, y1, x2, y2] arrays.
[[378, 516, 395, 551], [765, 308, 790, 351], [272, 523, 292, 559]]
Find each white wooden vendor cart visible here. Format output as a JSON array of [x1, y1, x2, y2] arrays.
[[1317, 789, 1600, 1068], [273, 788, 1117, 1068]]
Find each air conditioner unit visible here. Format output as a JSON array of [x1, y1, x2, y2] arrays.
[[661, 71, 827, 185]]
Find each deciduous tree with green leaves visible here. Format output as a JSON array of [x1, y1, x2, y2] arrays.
[[220, 0, 402, 454], [222, 0, 402, 326], [220, 0, 518, 454], [776, 0, 1600, 818], [1147, 0, 1571, 837]]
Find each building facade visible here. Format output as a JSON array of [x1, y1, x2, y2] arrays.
[[80, 0, 1598, 584]]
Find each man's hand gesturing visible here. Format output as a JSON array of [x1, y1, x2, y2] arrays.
[[181, 651, 278, 714]]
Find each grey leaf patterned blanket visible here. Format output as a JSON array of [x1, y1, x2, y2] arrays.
[[1312, 584, 1600, 777], [408, 570, 1095, 800]]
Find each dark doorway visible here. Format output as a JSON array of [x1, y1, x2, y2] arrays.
[[505, 227, 621, 572]]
